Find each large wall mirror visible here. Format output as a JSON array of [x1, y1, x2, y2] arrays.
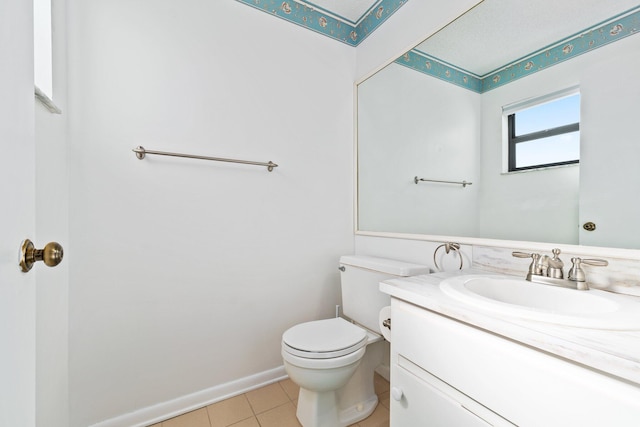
[[357, 0, 640, 250]]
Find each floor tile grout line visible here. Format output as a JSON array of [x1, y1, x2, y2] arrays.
[[152, 376, 389, 427], [205, 401, 213, 427], [278, 380, 296, 403], [252, 399, 294, 417]]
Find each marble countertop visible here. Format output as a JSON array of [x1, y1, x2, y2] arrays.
[[380, 268, 640, 386]]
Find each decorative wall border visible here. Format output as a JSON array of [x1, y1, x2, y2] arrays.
[[293, 0, 373, 26], [395, 6, 640, 93], [395, 50, 483, 93], [235, 0, 408, 46]]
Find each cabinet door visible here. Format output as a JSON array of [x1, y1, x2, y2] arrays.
[[391, 299, 640, 426], [391, 356, 514, 426]]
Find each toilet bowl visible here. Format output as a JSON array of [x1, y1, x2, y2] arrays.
[[282, 318, 381, 427], [281, 255, 430, 427]]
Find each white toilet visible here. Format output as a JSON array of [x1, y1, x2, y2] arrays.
[[281, 255, 430, 427]]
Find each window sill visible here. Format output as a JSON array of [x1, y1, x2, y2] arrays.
[[502, 162, 579, 175], [35, 86, 62, 114]]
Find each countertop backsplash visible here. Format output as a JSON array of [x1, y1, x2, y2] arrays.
[[354, 236, 640, 297]]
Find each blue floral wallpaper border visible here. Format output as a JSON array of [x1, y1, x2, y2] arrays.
[[395, 6, 640, 93], [235, 0, 408, 46], [396, 50, 483, 93]]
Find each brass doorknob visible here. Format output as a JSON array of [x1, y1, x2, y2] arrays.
[[20, 239, 64, 272]]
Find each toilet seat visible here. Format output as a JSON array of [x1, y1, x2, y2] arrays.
[[282, 318, 367, 359]]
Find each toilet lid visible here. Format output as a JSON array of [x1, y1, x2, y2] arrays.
[[282, 318, 368, 359]]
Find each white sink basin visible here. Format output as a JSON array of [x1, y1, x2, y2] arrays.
[[440, 275, 640, 329]]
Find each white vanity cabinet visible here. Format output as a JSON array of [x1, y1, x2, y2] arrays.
[[390, 298, 640, 426]]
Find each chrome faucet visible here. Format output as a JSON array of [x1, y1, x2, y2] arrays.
[[512, 248, 608, 290]]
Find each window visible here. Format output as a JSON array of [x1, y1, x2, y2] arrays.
[[34, 0, 53, 98], [34, 0, 60, 113], [506, 91, 580, 171]]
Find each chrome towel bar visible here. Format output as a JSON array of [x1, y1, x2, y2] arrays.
[[414, 176, 472, 188], [132, 146, 278, 172]]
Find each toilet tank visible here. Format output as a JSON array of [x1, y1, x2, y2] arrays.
[[339, 255, 430, 332]]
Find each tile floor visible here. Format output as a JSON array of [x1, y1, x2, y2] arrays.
[[148, 373, 390, 427]]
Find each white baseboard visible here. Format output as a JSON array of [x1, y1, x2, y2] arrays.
[[90, 366, 288, 427], [375, 364, 390, 382]]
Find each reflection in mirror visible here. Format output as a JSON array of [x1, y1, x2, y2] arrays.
[[357, 0, 640, 249]]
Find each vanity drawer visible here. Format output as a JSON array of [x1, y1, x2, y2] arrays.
[[392, 354, 514, 426], [391, 299, 640, 426]]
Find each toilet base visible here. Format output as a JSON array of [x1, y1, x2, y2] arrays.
[[337, 394, 378, 426], [296, 388, 338, 427], [296, 389, 378, 427], [293, 339, 384, 427]]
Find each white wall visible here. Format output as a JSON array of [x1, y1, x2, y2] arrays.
[[66, 1, 355, 425], [35, 0, 70, 426], [358, 62, 481, 235]]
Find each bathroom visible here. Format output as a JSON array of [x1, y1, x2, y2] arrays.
[[3, 0, 640, 426]]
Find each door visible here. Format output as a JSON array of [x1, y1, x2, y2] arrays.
[[0, 0, 37, 425], [579, 52, 640, 249]]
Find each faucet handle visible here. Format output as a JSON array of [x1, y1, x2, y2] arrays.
[[568, 257, 609, 290], [582, 258, 609, 267], [512, 251, 541, 275], [512, 251, 533, 258]]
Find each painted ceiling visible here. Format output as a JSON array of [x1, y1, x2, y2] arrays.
[[417, 0, 640, 76]]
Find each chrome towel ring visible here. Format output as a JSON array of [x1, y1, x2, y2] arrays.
[[433, 242, 463, 271]]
